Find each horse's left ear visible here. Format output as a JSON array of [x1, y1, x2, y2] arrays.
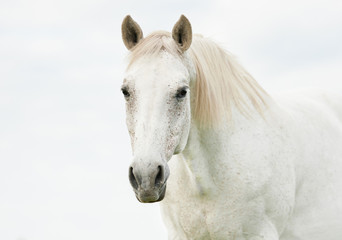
[[121, 15, 144, 50], [172, 15, 192, 52]]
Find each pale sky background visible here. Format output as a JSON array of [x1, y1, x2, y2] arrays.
[[0, 0, 341, 239]]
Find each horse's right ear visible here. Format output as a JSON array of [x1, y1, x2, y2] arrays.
[[172, 15, 192, 52], [121, 15, 143, 50]]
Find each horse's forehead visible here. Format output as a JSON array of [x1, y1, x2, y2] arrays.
[[125, 53, 189, 88]]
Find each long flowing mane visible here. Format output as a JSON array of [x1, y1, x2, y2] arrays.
[[128, 31, 268, 127]]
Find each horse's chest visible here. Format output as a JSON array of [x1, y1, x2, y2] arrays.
[[179, 202, 210, 237], [161, 189, 240, 239], [160, 159, 244, 239], [161, 198, 214, 239]]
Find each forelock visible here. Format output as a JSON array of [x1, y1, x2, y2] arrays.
[[127, 31, 183, 68]]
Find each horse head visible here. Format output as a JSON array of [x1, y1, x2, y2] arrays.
[[121, 15, 194, 203]]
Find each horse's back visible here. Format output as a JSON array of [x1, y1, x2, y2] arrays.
[[275, 89, 342, 239], [283, 89, 342, 120]]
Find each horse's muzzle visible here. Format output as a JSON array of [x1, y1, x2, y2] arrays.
[[135, 183, 167, 203], [129, 162, 169, 203]]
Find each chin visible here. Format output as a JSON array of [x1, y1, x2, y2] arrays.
[[136, 184, 167, 203]]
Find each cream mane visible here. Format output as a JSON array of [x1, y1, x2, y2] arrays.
[[128, 31, 268, 127]]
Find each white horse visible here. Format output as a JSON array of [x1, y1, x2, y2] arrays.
[[120, 15, 342, 240]]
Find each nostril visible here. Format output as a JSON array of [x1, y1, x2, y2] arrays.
[[129, 167, 139, 190], [155, 165, 164, 186]]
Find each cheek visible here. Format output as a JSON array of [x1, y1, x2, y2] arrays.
[[165, 101, 190, 155], [125, 100, 137, 148], [126, 114, 136, 146]]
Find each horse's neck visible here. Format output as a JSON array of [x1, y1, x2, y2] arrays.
[[181, 102, 275, 196], [181, 124, 223, 195], [181, 116, 236, 195]]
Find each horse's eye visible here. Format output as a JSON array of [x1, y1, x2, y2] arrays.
[[121, 88, 130, 98], [176, 88, 188, 99]]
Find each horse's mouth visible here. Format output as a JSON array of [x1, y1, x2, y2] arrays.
[[135, 183, 167, 203]]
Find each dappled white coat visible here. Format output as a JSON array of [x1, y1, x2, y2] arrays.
[[121, 15, 342, 240], [161, 89, 342, 239]]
